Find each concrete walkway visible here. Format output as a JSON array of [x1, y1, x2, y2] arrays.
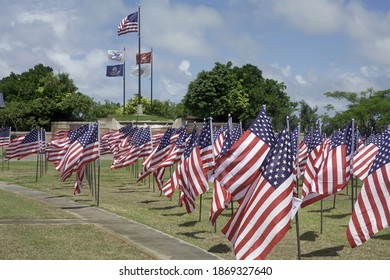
[[0, 182, 222, 260]]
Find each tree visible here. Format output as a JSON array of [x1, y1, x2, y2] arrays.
[[298, 100, 318, 133], [323, 88, 390, 136], [0, 64, 95, 131], [182, 61, 296, 130]]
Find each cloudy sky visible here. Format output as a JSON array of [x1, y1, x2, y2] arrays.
[[1, 0, 390, 114]]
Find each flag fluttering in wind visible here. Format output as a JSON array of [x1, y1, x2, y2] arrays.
[[136, 51, 152, 64], [118, 12, 138, 35], [347, 130, 390, 248], [0, 127, 11, 146], [222, 124, 295, 260], [213, 107, 275, 202], [9, 128, 44, 160], [106, 64, 124, 77], [130, 64, 151, 78], [108, 50, 125, 62], [56, 122, 100, 182]]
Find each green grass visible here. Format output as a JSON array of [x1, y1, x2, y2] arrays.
[[0, 224, 154, 260], [1, 158, 390, 260]]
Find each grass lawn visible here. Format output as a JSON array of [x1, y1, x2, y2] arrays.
[[1, 157, 389, 260]]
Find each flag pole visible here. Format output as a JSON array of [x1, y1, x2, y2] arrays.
[[150, 47, 153, 113], [137, 4, 142, 115], [294, 122, 302, 260], [123, 46, 126, 114], [318, 119, 324, 234], [97, 122, 101, 206], [351, 119, 355, 212]]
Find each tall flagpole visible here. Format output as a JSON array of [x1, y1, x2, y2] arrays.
[[150, 47, 153, 113], [137, 4, 142, 114], [123, 46, 126, 114]]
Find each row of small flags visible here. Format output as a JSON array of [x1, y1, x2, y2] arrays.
[[1, 108, 389, 259]]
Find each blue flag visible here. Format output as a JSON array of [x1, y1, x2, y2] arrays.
[[106, 64, 124, 77]]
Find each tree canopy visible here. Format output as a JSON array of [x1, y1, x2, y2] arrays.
[[0, 64, 95, 131], [182, 61, 297, 130], [321, 88, 390, 136]]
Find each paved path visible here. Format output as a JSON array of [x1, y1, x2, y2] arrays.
[[0, 182, 222, 260]]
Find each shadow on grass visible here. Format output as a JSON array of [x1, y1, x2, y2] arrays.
[[324, 213, 351, 219], [301, 245, 344, 258], [162, 212, 186, 217], [150, 205, 177, 211], [179, 221, 198, 227], [372, 233, 390, 241], [307, 208, 333, 214], [300, 231, 319, 241], [178, 230, 207, 240], [138, 200, 159, 204], [208, 243, 232, 254]]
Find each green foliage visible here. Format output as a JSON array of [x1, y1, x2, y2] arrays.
[[322, 88, 390, 136], [182, 61, 296, 130], [89, 100, 120, 119], [299, 100, 318, 133], [0, 64, 95, 131], [123, 96, 183, 120]]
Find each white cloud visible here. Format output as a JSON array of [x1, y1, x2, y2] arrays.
[[271, 63, 291, 77], [271, 0, 345, 34], [295, 75, 307, 85], [178, 60, 192, 76]]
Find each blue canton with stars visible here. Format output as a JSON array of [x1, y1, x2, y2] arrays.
[[260, 126, 293, 189], [368, 130, 390, 175], [249, 107, 275, 147], [331, 121, 353, 155], [77, 123, 98, 148], [199, 120, 212, 149]]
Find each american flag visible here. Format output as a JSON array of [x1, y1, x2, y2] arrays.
[[138, 127, 175, 181], [0, 127, 10, 146], [213, 107, 275, 202], [311, 121, 354, 200], [212, 124, 227, 158], [56, 122, 100, 181], [301, 121, 325, 208], [178, 126, 199, 213], [161, 126, 195, 201], [105, 124, 135, 156], [186, 121, 212, 198], [12, 128, 42, 160], [297, 130, 312, 177], [118, 12, 138, 35], [111, 127, 153, 169], [353, 132, 381, 180], [154, 125, 188, 192], [346, 130, 390, 248], [5, 135, 24, 160], [47, 125, 89, 164], [73, 166, 85, 195], [231, 123, 243, 144], [222, 125, 295, 259], [209, 179, 233, 226], [199, 119, 215, 171]]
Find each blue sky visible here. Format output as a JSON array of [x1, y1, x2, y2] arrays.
[[1, 0, 390, 115]]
